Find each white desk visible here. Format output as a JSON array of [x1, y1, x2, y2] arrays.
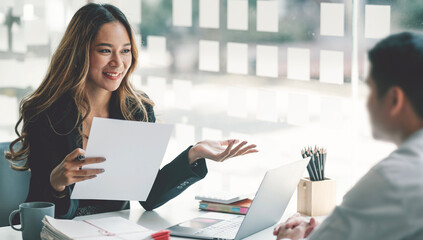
[[0, 191, 326, 239]]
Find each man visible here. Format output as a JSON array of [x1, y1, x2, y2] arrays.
[[275, 32, 423, 240]]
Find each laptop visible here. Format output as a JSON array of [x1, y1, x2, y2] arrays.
[[167, 158, 310, 240]]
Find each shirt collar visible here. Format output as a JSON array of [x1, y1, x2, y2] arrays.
[[399, 128, 423, 149]]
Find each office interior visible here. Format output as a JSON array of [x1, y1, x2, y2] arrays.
[[0, 0, 419, 211]]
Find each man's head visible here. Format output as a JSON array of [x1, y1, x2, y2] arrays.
[[367, 32, 423, 144]]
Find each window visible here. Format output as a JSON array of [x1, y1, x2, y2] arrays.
[[1, 0, 421, 203]]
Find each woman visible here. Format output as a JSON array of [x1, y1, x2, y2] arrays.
[[6, 3, 257, 219]]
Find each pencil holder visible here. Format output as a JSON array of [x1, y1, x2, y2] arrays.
[[297, 177, 336, 216]]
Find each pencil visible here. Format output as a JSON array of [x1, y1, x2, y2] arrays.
[[314, 148, 322, 180], [323, 148, 327, 179], [302, 149, 316, 181], [310, 154, 319, 181]]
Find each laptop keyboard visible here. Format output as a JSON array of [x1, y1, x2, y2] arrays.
[[194, 216, 244, 239]]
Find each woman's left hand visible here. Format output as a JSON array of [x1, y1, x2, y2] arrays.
[[188, 139, 258, 164]]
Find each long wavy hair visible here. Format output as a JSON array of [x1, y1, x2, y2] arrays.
[[6, 3, 153, 170]]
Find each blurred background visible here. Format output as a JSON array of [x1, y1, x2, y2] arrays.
[[1, 0, 422, 206]]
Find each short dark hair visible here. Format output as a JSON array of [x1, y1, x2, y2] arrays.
[[368, 31, 423, 118]]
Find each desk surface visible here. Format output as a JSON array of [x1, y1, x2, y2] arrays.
[[0, 191, 326, 239]]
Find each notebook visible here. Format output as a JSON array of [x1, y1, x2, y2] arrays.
[[40, 216, 170, 240], [199, 198, 253, 215]]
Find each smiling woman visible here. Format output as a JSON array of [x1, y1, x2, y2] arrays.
[[5, 3, 257, 220], [88, 22, 132, 93]]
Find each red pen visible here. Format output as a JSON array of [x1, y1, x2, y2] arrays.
[[151, 230, 171, 240], [153, 235, 170, 240]]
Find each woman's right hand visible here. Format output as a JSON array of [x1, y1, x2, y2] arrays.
[[50, 148, 106, 192]]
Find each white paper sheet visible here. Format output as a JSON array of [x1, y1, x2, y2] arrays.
[[173, 79, 192, 110], [256, 45, 278, 78], [12, 25, 26, 53], [320, 3, 344, 37], [173, 0, 192, 27], [13, 0, 24, 16], [24, 19, 49, 45], [0, 60, 16, 88], [257, 89, 278, 122], [199, 40, 220, 72], [227, 87, 248, 118], [227, 42, 248, 74], [71, 117, 173, 201], [287, 48, 310, 81], [227, 0, 248, 30], [319, 50, 344, 85], [45, 0, 66, 32], [22, 4, 34, 20], [147, 36, 166, 66], [365, 5, 390, 39], [287, 93, 309, 126], [199, 0, 219, 29], [320, 96, 343, 129], [257, 1, 278, 32], [0, 26, 8, 52], [0, 95, 18, 126], [115, 0, 142, 24], [147, 76, 167, 109]]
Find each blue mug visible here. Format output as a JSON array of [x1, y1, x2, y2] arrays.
[[9, 202, 55, 240]]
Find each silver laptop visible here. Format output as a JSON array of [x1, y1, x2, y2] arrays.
[[167, 158, 310, 240]]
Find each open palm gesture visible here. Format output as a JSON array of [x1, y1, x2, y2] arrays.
[[188, 139, 258, 164]]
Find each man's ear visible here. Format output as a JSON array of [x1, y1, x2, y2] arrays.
[[387, 86, 405, 117]]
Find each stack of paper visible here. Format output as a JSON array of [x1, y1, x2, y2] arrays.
[[40, 216, 165, 240]]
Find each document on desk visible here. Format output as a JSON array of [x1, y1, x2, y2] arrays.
[[41, 216, 155, 240], [71, 117, 173, 201]]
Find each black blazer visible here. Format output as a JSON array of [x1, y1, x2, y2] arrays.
[[25, 92, 207, 219]]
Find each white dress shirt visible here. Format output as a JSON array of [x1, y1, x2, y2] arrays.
[[307, 128, 423, 240]]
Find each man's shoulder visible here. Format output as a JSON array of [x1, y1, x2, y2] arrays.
[[342, 148, 423, 210], [375, 144, 423, 185]]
